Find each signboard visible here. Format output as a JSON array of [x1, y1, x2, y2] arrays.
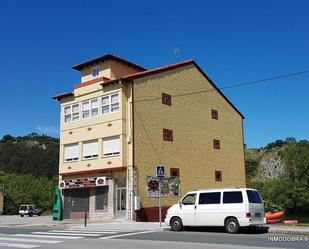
[[59, 176, 107, 189], [146, 176, 180, 198], [156, 165, 165, 178]]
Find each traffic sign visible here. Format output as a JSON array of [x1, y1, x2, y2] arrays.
[[156, 165, 165, 178]]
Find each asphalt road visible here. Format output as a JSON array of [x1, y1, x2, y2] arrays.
[[0, 226, 307, 249]]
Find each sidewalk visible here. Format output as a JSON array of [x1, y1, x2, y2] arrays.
[[267, 225, 309, 235]]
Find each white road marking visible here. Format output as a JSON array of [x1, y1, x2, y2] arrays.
[[49, 230, 117, 234], [0, 237, 61, 244], [32, 231, 99, 237], [14, 234, 82, 239], [100, 230, 155, 240], [67, 228, 133, 232], [0, 242, 39, 248]]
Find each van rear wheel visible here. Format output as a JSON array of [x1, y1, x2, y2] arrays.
[[171, 217, 183, 231], [225, 218, 240, 234]]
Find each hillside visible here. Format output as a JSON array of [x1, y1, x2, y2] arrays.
[[245, 137, 309, 214], [0, 133, 59, 178]]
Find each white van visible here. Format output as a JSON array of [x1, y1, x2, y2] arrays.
[[165, 188, 266, 233]]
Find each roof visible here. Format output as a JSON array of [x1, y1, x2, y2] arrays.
[[52, 92, 74, 101], [100, 60, 244, 119], [72, 53, 146, 71]]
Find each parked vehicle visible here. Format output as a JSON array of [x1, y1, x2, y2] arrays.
[[19, 205, 42, 217], [165, 188, 266, 233]]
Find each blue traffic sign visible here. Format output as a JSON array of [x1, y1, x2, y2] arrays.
[[156, 165, 165, 178]]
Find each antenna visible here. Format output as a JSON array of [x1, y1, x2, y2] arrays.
[[174, 48, 181, 62]]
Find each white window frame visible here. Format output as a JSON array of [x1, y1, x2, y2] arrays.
[[82, 140, 99, 160], [72, 103, 80, 121], [103, 136, 121, 157], [91, 66, 100, 79], [64, 106, 71, 123], [64, 143, 79, 163], [101, 92, 119, 115], [62, 92, 120, 124]]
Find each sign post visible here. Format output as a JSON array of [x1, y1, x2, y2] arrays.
[[156, 165, 165, 227]]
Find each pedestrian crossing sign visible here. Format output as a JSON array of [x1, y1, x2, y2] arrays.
[[156, 165, 165, 178]]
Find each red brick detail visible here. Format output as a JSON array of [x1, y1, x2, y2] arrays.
[[107, 123, 112, 127], [107, 161, 112, 165], [170, 168, 180, 177], [215, 171, 222, 182], [163, 129, 173, 142], [74, 76, 110, 89], [162, 92, 171, 106], [213, 139, 221, 149], [136, 206, 171, 222], [211, 109, 218, 120], [70, 212, 89, 219]]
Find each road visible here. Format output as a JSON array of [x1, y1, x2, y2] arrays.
[[0, 226, 307, 249]]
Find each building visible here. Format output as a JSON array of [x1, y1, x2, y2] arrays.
[[53, 54, 246, 221]]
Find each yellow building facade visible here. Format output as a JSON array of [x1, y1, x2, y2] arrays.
[[54, 54, 245, 221]]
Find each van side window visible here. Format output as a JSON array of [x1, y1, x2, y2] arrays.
[[246, 190, 262, 203], [199, 192, 221, 204], [223, 191, 243, 203], [182, 194, 196, 205]]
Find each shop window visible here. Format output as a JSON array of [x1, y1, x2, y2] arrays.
[[170, 168, 180, 177], [95, 186, 109, 210], [162, 92, 171, 106], [163, 129, 173, 142], [213, 139, 221, 149], [211, 109, 218, 120], [215, 171, 222, 182]]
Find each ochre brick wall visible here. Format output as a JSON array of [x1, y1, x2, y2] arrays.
[[133, 64, 246, 212]]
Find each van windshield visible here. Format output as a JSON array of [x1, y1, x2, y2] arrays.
[[246, 190, 262, 203]]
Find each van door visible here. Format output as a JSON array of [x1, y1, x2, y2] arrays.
[[221, 191, 245, 225], [179, 193, 197, 226], [195, 192, 221, 226]]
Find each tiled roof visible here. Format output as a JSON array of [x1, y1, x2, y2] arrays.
[[72, 53, 146, 71]]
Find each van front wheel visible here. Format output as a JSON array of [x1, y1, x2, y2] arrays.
[[171, 217, 183, 231], [225, 218, 240, 234]]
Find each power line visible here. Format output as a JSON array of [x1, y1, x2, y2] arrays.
[[134, 69, 309, 103]]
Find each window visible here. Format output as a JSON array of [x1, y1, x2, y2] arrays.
[[95, 186, 109, 210], [82, 140, 98, 159], [163, 129, 173, 142], [64, 143, 79, 162], [162, 92, 171, 106], [215, 171, 222, 182], [103, 136, 120, 156], [72, 104, 80, 121], [170, 168, 179, 177], [82, 101, 90, 119], [91, 66, 99, 79], [199, 192, 221, 204], [63, 93, 120, 123], [182, 193, 196, 205], [64, 106, 71, 123], [211, 109, 218, 120], [246, 190, 263, 203], [213, 139, 220, 149], [101, 93, 119, 114], [223, 191, 243, 203], [91, 99, 98, 116]]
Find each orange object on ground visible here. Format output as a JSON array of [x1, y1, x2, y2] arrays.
[[266, 218, 282, 224], [284, 220, 298, 225], [265, 211, 284, 220]]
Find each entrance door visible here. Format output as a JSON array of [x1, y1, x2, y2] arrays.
[[116, 188, 126, 219]]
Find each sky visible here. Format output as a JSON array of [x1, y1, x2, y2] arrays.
[[0, 0, 308, 148]]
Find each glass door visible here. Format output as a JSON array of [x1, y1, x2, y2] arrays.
[[116, 187, 126, 219]]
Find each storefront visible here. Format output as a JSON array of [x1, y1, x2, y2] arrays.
[[60, 175, 126, 220]]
